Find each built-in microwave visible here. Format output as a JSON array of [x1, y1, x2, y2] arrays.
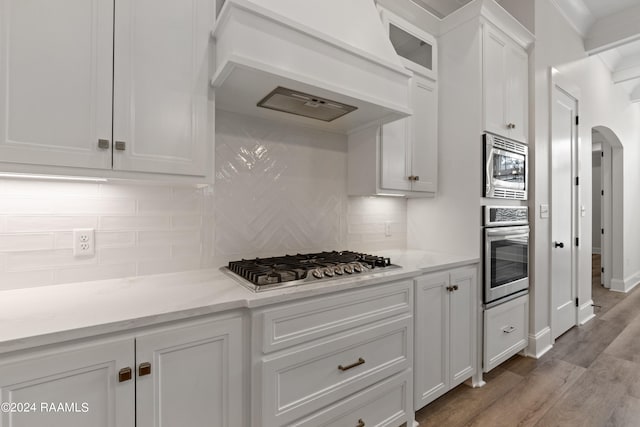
[[484, 133, 528, 200]]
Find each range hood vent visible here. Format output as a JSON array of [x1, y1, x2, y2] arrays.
[[257, 87, 357, 122], [211, 0, 412, 133]]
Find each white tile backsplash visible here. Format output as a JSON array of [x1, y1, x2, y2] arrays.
[[0, 111, 407, 290], [0, 179, 211, 290]]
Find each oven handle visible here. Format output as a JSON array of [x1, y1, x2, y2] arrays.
[[485, 226, 529, 237]]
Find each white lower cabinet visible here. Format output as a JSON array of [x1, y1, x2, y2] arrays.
[[0, 314, 245, 427], [252, 280, 415, 427], [484, 294, 528, 372], [0, 338, 134, 427], [414, 266, 478, 410]]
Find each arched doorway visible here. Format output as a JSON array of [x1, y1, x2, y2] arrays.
[[591, 126, 623, 291]]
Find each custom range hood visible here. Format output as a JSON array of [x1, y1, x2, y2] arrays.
[[211, 0, 413, 133]]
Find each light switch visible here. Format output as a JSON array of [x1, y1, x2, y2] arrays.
[[540, 204, 549, 219]]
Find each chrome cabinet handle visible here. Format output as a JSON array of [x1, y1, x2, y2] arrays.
[[356, 419, 365, 427], [502, 326, 516, 334], [114, 141, 126, 151], [118, 367, 132, 382], [338, 357, 365, 371], [98, 139, 110, 149]]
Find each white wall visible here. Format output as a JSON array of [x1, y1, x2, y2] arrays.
[[528, 0, 640, 350], [0, 111, 407, 291], [406, 17, 482, 258]]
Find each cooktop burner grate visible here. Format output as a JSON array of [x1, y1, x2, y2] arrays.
[[225, 250, 397, 291]]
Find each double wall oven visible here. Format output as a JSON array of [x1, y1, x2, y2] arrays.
[[483, 206, 529, 308]]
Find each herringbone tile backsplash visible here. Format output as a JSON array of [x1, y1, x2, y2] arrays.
[[0, 111, 406, 290]]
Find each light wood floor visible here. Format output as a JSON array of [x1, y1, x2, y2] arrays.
[[415, 253, 640, 427]]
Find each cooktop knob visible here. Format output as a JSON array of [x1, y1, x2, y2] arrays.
[[311, 269, 323, 279], [323, 267, 335, 277], [343, 264, 353, 274], [333, 265, 344, 275], [352, 263, 363, 273]]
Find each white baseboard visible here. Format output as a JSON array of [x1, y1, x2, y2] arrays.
[[611, 271, 640, 293], [579, 299, 595, 324], [592, 247, 601, 254], [524, 326, 552, 359]]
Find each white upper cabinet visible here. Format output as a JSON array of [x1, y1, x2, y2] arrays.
[[482, 22, 528, 143], [380, 74, 437, 194], [113, 0, 213, 176], [0, 0, 214, 179], [348, 8, 437, 197], [0, 0, 114, 170]]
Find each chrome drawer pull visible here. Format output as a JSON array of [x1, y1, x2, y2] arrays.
[[338, 357, 365, 371], [356, 419, 365, 427], [502, 326, 516, 334]]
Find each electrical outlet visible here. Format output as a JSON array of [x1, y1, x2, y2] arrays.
[[73, 228, 95, 257], [385, 221, 392, 237]]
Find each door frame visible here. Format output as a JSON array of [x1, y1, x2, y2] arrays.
[[549, 68, 581, 340]]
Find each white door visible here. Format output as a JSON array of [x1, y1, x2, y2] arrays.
[[410, 74, 438, 193], [483, 24, 508, 137], [506, 44, 528, 143], [449, 267, 476, 387], [413, 271, 449, 410], [135, 316, 244, 427], [0, 0, 113, 169], [380, 119, 411, 191], [0, 338, 134, 427], [112, 0, 213, 176], [551, 84, 578, 340], [601, 143, 612, 288]]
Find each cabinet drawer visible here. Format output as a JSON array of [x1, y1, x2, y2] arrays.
[[291, 370, 412, 427], [484, 294, 528, 372], [261, 316, 411, 426], [258, 281, 412, 353]]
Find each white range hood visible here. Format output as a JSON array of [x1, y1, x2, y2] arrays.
[[211, 0, 413, 133]]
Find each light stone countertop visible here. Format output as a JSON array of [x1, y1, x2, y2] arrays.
[[0, 250, 478, 355]]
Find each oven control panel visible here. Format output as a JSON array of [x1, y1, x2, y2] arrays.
[[484, 206, 528, 227]]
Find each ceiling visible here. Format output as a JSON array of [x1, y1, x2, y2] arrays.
[[552, 0, 640, 103], [412, 0, 640, 103]]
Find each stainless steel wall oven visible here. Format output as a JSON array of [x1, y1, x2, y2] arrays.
[[484, 206, 529, 307]]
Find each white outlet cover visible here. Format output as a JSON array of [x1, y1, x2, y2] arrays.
[[73, 228, 95, 257]]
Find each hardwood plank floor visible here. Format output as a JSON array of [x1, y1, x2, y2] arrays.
[[415, 254, 640, 426]]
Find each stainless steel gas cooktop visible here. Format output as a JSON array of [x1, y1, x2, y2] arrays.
[[223, 251, 400, 292]]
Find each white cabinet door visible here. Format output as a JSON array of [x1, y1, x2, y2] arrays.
[[0, 0, 113, 169], [483, 23, 528, 143], [414, 266, 477, 410], [0, 338, 134, 427], [449, 267, 476, 387], [135, 316, 245, 427], [112, 0, 214, 176], [414, 271, 449, 410], [482, 24, 508, 138], [380, 73, 437, 194], [506, 44, 528, 143], [410, 75, 438, 193], [380, 119, 411, 191]]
